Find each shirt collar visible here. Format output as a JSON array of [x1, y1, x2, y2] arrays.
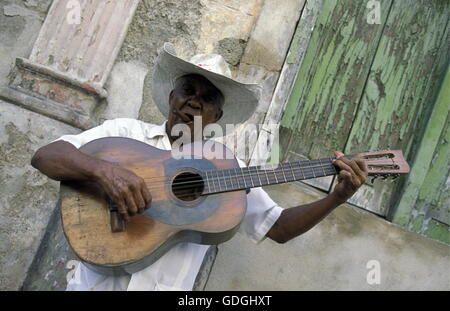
[[145, 120, 168, 138], [145, 120, 172, 150]]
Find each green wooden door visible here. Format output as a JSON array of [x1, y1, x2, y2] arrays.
[[280, 0, 449, 217]]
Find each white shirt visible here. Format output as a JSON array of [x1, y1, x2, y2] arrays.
[[57, 118, 283, 291]]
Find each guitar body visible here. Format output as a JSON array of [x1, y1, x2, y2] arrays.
[[60, 137, 246, 276]]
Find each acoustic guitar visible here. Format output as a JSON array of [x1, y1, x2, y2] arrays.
[[60, 137, 410, 275]]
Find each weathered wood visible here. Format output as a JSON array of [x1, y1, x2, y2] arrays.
[[60, 138, 246, 275], [280, 0, 393, 161], [391, 67, 450, 244], [344, 0, 450, 215], [250, 0, 320, 166], [30, 0, 140, 88], [279, 0, 449, 217]]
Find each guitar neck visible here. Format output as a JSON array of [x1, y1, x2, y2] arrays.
[[202, 156, 344, 195]]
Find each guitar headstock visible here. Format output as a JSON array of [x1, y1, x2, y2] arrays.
[[356, 150, 410, 181]]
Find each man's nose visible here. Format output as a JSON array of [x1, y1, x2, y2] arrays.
[[187, 98, 202, 110]]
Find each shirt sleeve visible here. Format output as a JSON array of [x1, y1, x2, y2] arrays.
[[52, 118, 138, 148], [236, 159, 284, 244]]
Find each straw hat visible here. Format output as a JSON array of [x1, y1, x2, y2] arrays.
[[152, 42, 261, 126]]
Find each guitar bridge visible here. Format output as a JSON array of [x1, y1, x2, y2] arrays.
[[109, 200, 126, 233]]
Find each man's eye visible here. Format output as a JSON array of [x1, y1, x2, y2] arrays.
[[203, 93, 216, 102], [183, 87, 194, 95]]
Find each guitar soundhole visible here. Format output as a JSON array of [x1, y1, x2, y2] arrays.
[[172, 172, 204, 202]]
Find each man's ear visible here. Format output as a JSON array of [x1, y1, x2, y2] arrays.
[[169, 90, 174, 101], [215, 109, 223, 122]]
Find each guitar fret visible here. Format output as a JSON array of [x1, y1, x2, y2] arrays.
[[235, 168, 242, 189], [241, 168, 248, 188], [287, 163, 295, 181], [263, 167, 270, 185], [288, 162, 297, 180], [222, 170, 227, 191], [228, 170, 235, 189], [216, 170, 222, 191], [310, 162, 316, 178], [280, 163, 288, 182], [248, 167, 255, 187], [255, 167, 263, 187], [329, 157, 338, 174], [299, 165, 307, 179], [273, 164, 279, 183], [205, 171, 211, 193], [319, 158, 326, 177], [210, 170, 216, 193], [249, 166, 260, 187]]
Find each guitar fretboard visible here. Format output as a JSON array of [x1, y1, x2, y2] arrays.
[[202, 157, 339, 194]]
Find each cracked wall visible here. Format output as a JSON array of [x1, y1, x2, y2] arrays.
[[0, 0, 271, 290]]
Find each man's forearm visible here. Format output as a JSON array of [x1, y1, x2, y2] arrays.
[[32, 140, 152, 219], [31, 140, 106, 182], [266, 192, 345, 243]]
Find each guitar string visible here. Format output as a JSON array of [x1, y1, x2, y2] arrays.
[[143, 162, 337, 186], [106, 161, 340, 202], [136, 168, 338, 201], [143, 162, 338, 191], [146, 168, 340, 201], [132, 157, 340, 183], [145, 163, 391, 201], [159, 155, 384, 192], [142, 163, 338, 194], [167, 168, 339, 199]]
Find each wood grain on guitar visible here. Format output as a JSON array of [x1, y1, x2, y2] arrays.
[[60, 137, 410, 275]]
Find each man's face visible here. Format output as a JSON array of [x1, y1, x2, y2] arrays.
[[166, 74, 224, 142]]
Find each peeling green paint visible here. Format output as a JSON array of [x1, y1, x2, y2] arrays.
[[425, 220, 450, 245], [279, 0, 449, 242], [391, 66, 450, 231], [346, 0, 449, 154], [281, 0, 393, 160], [410, 215, 425, 233]]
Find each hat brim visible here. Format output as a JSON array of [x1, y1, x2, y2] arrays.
[[152, 43, 261, 127]]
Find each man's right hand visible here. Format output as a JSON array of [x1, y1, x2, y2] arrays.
[[31, 140, 152, 221], [94, 162, 152, 221]]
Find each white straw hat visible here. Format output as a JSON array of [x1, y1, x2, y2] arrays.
[[152, 42, 261, 126]]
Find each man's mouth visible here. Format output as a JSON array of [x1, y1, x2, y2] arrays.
[[176, 110, 195, 125]]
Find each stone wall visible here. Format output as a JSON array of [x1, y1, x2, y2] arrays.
[[0, 0, 302, 290], [0, 0, 78, 290], [0, 99, 79, 290]]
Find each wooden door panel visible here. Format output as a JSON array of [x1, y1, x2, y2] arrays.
[[343, 0, 449, 215], [280, 0, 393, 191], [280, 0, 393, 158], [280, 0, 449, 216]]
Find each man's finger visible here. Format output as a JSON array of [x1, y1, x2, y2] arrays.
[[132, 188, 146, 214], [141, 182, 152, 209], [342, 157, 366, 184], [355, 158, 368, 176], [124, 194, 139, 217], [338, 170, 352, 184], [117, 200, 130, 222], [334, 158, 356, 178], [334, 150, 345, 158]]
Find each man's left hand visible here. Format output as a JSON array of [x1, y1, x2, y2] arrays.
[[331, 151, 368, 204]]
